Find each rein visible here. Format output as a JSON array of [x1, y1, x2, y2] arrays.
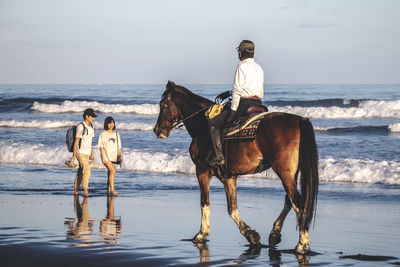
[[174, 106, 208, 129]]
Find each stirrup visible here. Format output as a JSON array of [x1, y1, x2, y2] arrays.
[[209, 156, 225, 168]]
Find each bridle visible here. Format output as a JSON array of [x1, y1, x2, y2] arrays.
[[160, 94, 181, 130], [160, 93, 208, 131]]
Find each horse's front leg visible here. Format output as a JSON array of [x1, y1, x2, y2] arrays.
[[222, 177, 261, 246], [192, 167, 212, 243]]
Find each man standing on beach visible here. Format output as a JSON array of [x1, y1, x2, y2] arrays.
[[69, 108, 97, 197]]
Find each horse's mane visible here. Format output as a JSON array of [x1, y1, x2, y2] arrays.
[[166, 84, 213, 108]]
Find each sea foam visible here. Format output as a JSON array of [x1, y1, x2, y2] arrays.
[[0, 120, 76, 129], [30, 99, 400, 119], [0, 120, 155, 131], [319, 158, 400, 185], [1, 141, 399, 185], [271, 99, 400, 119], [31, 101, 159, 115], [388, 123, 400, 132]]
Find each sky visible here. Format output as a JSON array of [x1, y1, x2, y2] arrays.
[[0, 0, 399, 84]]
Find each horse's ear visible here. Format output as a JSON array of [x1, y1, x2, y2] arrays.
[[166, 80, 176, 91]]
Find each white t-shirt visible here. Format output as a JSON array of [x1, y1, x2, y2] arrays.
[[231, 58, 264, 111], [98, 131, 121, 162], [76, 122, 95, 156]]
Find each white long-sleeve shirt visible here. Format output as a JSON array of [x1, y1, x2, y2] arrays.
[[231, 58, 264, 111]]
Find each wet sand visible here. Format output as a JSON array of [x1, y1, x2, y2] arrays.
[[1, 170, 400, 266]]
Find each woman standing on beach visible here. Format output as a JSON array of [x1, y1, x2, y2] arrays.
[[98, 117, 123, 195]]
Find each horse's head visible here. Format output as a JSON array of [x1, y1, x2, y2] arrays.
[[154, 81, 182, 138]]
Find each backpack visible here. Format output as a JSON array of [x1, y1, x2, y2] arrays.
[[66, 122, 88, 152]]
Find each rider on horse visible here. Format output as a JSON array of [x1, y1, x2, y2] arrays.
[[207, 40, 265, 168]]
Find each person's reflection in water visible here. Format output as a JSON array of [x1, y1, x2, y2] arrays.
[[99, 195, 122, 245], [64, 195, 95, 246]]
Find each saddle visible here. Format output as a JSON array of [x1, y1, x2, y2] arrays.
[[223, 105, 268, 141]]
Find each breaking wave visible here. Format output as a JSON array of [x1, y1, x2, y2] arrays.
[[270, 99, 400, 119], [0, 120, 155, 131], [28, 99, 400, 119], [31, 101, 159, 115], [1, 141, 399, 185], [388, 123, 400, 132]]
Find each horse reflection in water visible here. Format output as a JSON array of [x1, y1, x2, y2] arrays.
[[193, 240, 310, 265], [154, 81, 319, 254], [64, 195, 122, 247]]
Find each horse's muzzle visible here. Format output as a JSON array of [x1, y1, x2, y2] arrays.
[[154, 124, 169, 139]]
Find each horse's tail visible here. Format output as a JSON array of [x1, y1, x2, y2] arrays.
[[298, 118, 319, 231]]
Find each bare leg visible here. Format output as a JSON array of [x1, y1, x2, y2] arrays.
[[104, 161, 117, 195], [269, 194, 291, 246], [222, 177, 261, 246], [192, 168, 212, 243]]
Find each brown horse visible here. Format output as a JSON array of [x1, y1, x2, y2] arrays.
[[153, 81, 319, 254]]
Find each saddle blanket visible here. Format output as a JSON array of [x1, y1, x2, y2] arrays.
[[223, 112, 269, 140]]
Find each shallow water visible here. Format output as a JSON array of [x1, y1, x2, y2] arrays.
[[1, 166, 399, 266]]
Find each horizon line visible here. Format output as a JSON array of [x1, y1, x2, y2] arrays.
[[1, 82, 399, 86]]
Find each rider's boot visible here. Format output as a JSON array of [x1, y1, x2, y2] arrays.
[[208, 126, 225, 168]]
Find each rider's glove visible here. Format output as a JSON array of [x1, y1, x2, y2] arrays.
[[216, 91, 231, 102], [226, 110, 236, 124]]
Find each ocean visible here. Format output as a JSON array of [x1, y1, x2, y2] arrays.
[[0, 84, 399, 186]]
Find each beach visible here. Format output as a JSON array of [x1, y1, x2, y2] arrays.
[[1, 165, 399, 266]]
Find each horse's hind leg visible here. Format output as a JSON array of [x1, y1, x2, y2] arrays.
[[192, 168, 212, 243], [222, 177, 261, 246], [278, 171, 310, 254], [269, 194, 291, 246]]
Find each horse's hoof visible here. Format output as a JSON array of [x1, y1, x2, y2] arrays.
[[268, 230, 281, 246], [244, 245, 262, 256], [245, 229, 261, 246], [192, 233, 207, 244], [295, 242, 310, 255]]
